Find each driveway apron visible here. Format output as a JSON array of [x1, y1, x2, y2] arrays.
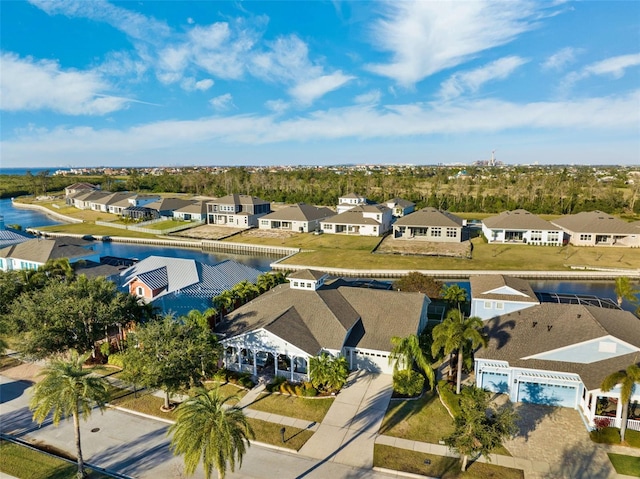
[[298, 371, 393, 469]]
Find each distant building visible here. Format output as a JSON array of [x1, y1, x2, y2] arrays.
[[259, 203, 334, 233], [393, 207, 465, 242], [482, 209, 563, 245], [0, 215, 33, 250], [385, 198, 415, 218], [320, 204, 392, 236], [551, 211, 640, 247], [0, 236, 99, 272], [206, 194, 271, 227], [336, 193, 368, 214]]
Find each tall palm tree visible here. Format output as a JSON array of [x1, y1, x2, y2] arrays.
[[29, 350, 109, 478], [600, 363, 640, 442], [169, 387, 254, 479], [432, 310, 487, 394], [614, 277, 640, 308], [441, 284, 468, 314], [389, 334, 435, 390]]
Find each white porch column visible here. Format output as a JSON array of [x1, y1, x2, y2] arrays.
[[252, 350, 257, 377], [290, 355, 294, 382]]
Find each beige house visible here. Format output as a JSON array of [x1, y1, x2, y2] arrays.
[[258, 203, 335, 233], [551, 211, 640, 247], [393, 207, 465, 242], [482, 209, 563, 245]]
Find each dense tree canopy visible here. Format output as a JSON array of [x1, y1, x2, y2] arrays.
[[393, 272, 443, 298]]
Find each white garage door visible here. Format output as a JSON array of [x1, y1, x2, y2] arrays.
[[481, 371, 509, 394], [517, 381, 577, 408], [353, 350, 392, 374]]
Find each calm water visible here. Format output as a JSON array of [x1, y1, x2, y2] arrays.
[[2, 197, 634, 309]]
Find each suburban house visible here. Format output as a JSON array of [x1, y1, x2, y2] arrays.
[[0, 215, 33, 249], [320, 204, 392, 236], [87, 192, 135, 213], [469, 274, 540, 320], [482, 209, 563, 245], [216, 269, 430, 380], [551, 211, 640, 247], [70, 190, 111, 210], [172, 201, 208, 221], [336, 193, 368, 214], [475, 303, 640, 433], [119, 255, 263, 316], [258, 203, 335, 233], [64, 183, 100, 204], [0, 236, 100, 272], [206, 194, 271, 227], [392, 207, 465, 242], [121, 197, 193, 221], [385, 198, 416, 218]]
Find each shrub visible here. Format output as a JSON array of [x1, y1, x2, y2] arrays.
[[107, 352, 124, 368], [393, 369, 424, 397], [303, 387, 318, 397], [294, 385, 304, 397], [238, 373, 255, 389], [590, 426, 621, 444], [212, 369, 228, 383], [267, 375, 287, 393], [99, 342, 111, 358]]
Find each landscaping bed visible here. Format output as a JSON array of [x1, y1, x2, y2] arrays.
[[374, 444, 524, 479]]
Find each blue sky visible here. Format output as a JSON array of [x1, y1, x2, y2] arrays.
[[1, 0, 639, 168]]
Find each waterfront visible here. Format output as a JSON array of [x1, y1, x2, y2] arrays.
[[1, 197, 636, 310]]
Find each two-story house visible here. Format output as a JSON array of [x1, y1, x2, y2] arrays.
[[206, 194, 271, 227]]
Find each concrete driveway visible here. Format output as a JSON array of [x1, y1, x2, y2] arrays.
[[298, 371, 393, 469]]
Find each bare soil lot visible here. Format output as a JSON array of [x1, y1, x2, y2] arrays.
[[172, 224, 245, 240], [376, 236, 472, 258]]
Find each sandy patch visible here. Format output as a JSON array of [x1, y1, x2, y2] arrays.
[[376, 236, 472, 258]]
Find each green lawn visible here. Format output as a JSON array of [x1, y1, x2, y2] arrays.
[[0, 440, 110, 479], [381, 390, 455, 443], [108, 390, 178, 421], [608, 453, 640, 477], [227, 230, 382, 251], [246, 393, 334, 423], [143, 219, 192, 230], [248, 418, 314, 451], [203, 381, 248, 405], [374, 444, 524, 479], [38, 222, 159, 239]]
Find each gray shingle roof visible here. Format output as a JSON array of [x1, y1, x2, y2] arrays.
[[551, 211, 638, 235], [144, 198, 194, 212], [288, 269, 326, 280], [212, 194, 269, 206], [0, 236, 95, 264], [173, 201, 207, 214], [394, 207, 463, 228], [260, 203, 334, 222], [216, 280, 427, 354], [475, 303, 640, 389], [322, 210, 381, 226], [470, 274, 538, 303], [483, 209, 561, 230]]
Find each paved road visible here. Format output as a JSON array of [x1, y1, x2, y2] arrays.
[[0, 375, 398, 479]]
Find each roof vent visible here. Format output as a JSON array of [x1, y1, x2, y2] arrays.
[[547, 325, 553, 332], [577, 314, 581, 319], [532, 321, 537, 328]]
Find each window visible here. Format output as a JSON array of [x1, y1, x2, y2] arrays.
[[530, 230, 542, 242], [431, 227, 442, 237], [580, 234, 592, 241], [484, 301, 492, 309], [136, 286, 144, 296], [496, 302, 504, 310], [548, 232, 559, 241], [446, 228, 457, 238], [293, 281, 299, 287]]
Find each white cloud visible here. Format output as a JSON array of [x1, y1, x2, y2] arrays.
[[289, 72, 355, 106], [265, 99, 290, 113], [439, 56, 528, 100], [366, 0, 547, 86], [187, 17, 194, 25], [354, 90, 382, 104], [541, 47, 579, 71], [0, 53, 129, 115], [561, 53, 640, 92], [209, 93, 234, 111], [181, 78, 214, 91]]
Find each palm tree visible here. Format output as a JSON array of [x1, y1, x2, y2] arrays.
[[29, 350, 109, 478], [389, 334, 435, 390], [309, 352, 349, 393], [40, 258, 75, 282], [169, 387, 254, 479], [441, 284, 468, 314], [600, 363, 640, 442], [432, 310, 486, 394], [614, 277, 639, 308]]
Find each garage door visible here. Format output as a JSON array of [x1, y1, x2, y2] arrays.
[[517, 381, 577, 408], [353, 350, 392, 374], [481, 371, 509, 393]]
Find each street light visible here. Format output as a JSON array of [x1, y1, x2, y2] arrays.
[[280, 427, 286, 443]]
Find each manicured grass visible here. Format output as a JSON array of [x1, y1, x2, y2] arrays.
[[143, 219, 192, 230], [381, 390, 455, 443], [281, 237, 640, 270], [247, 393, 334, 423], [374, 444, 524, 479], [14, 198, 120, 223], [0, 440, 110, 479], [591, 428, 640, 448], [227, 230, 382, 251], [203, 381, 248, 405], [608, 453, 640, 477], [108, 390, 178, 421], [247, 418, 314, 451], [39, 222, 159, 239]]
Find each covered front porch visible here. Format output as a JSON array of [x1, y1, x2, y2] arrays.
[[581, 389, 640, 432], [223, 344, 309, 383]]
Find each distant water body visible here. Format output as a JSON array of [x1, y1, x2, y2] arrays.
[[0, 167, 58, 176]]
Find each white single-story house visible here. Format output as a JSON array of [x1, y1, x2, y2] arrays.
[[393, 207, 465, 242], [320, 204, 392, 236], [482, 209, 563, 245], [215, 269, 430, 380], [172, 201, 208, 221], [258, 203, 335, 233], [0, 236, 100, 272], [551, 211, 640, 247], [336, 193, 368, 214], [475, 302, 640, 432], [469, 274, 540, 320]]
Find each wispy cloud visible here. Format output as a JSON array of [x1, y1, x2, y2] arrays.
[[438, 56, 528, 100], [541, 47, 580, 71], [354, 90, 382, 104], [289, 72, 355, 105], [366, 0, 546, 86], [561, 53, 640, 92], [209, 93, 234, 111], [181, 78, 214, 92], [0, 53, 129, 115]]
